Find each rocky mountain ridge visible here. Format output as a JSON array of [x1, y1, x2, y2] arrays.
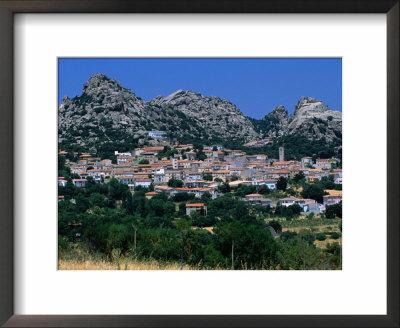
[[58, 73, 342, 155], [261, 97, 342, 141], [58, 74, 259, 153]]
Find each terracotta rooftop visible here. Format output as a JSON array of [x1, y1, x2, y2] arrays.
[[186, 203, 205, 207]]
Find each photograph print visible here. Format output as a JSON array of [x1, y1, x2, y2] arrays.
[[58, 58, 342, 270]]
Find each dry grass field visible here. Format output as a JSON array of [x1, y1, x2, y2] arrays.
[[58, 259, 196, 270], [325, 189, 343, 197], [281, 219, 342, 249], [281, 224, 339, 234], [314, 238, 342, 249]]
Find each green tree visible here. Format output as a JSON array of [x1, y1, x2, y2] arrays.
[[325, 201, 342, 219], [196, 150, 207, 161], [268, 220, 282, 233], [277, 235, 330, 270], [173, 192, 190, 202], [293, 171, 305, 183], [203, 173, 213, 181], [320, 175, 335, 189], [330, 232, 341, 239], [137, 227, 181, 261], [218, 182, 231, 194], [230, 175, 239, 181], [301, 183, 326, 203], [214, 221, 278, 269], [109, 178, 128, 200], [139, 159, 149, 164], [89, 192, 107, 208], [277, 177, 287, 191], [167, 178, 184, 188], [75, 193, 89, 212], [288, 203, 302, 215], [200, 192, 212, 203], [258, 184, 270, 195], [106, 224, 131, 256], [174, 218, 193, 268], [202, 244, 227, 269], [214, 221, 242, 269]]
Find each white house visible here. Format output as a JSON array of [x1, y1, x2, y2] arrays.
[[153, 173, 166, 184], [116, 175, 135, 186], [301, 202, 323, 215], [280, 198, 298, 207], [334, 177, 342, 184], [117, 155, 134, 165], [315, 158, 337, 170], [195, 188, 215, 199], [186, 172, 203, 182], [87, 169, 106, 183], [135, 178, 152, 188], [72, 179, 88, 188], [58, 179, 68, 187], [186, 203, 207, 216], [265, 179, 277, 189], [323, 195, 342, 206], [148, 131, 167, 139], [114, 151, 132, 156]]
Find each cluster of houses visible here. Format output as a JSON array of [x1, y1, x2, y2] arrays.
[[58, 144, 342, 215]]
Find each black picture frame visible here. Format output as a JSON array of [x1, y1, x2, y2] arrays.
[[0, 1, 398, 327]]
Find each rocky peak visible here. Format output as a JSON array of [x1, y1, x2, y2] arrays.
[[266, 105, 288, 121], [59, 74, 260, 152], [293, 96, 330, 115], [158, 90, 205, 106], [296, 96, 319, 106], [163, 89, 185, 102], [82, 73, 125, 96], [259, 96, 342, 142], [148, 89, 258, 138], [59, 73, 145, 119]]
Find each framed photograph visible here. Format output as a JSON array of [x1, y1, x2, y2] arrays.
[[56, 57, 344, 273], [0, 1, 398, 327]]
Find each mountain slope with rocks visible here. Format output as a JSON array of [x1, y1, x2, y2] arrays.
[[58, 73, 259, 155], [258, 97, 342, 142], [58, 73, 342, 158]]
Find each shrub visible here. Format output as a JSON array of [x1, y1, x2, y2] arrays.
[[325, 201, 342, 218], [280, 231, 297, 241], [202, 244, 227, 269], [302, 231, 315, 245], [268, 220, 282, 233], [316, 233, 327, 241], [330, 232, 341, 239]]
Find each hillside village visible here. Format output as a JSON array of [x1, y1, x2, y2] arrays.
[[58, 140, 342, 216], [57, 74, 343, 270]]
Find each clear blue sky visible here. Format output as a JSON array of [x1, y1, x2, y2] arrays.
[[58, 58, 341, 119]]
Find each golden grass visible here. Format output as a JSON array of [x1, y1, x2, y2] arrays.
[[192, 226, 214, 234], [325, 189, 343, 197], [282, 224, 338, 234], [202, 226, 214, 234], [282, 223, 341, 249], [59, 259, 196, 270], [314, 238, 342, 249]]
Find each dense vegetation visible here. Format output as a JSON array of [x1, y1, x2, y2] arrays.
[[59, 157, 341, 270]]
